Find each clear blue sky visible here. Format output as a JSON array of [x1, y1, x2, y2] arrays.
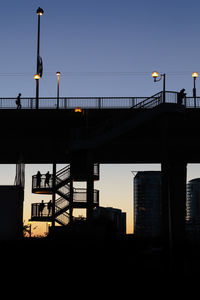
[[1, 0, 200, 235]]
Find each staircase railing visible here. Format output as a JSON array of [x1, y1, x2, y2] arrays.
[[73, 188, 99, 205], [31, 164, 100, 223], [55, 211, 70, 226], [56, 165, 70, 183], [55, 195, 70, 211], [131, 91, 179, 109]]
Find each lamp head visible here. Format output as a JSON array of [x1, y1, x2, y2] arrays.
[[152, 71, 159, 81], [192, 72, 198, 78], [34, 74, 40, 80], [37, 7, 44, 16], [56, 71, 61, 77], [75, 107, 82, 113]]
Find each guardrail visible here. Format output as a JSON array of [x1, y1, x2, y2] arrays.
[[0, 97, 147, 109], [2, 92, 200, 109]]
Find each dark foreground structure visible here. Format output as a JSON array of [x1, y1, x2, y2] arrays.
[[1, 91, 200, 282]]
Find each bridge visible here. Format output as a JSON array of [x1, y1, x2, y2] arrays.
[[1, 90, 200, 261], [0, 91, 200, 109]]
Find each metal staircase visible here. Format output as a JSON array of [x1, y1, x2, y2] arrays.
[[31, 164, 99, 226]]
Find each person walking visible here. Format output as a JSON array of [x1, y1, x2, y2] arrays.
[[16, 93, 22, 109]]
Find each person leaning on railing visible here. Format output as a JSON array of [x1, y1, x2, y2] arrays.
[[177, 89, 186, 105]]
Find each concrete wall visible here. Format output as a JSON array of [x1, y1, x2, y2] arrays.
[[0, 186, 24, 240]]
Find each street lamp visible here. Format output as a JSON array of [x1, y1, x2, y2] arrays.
[[152, 71, 166, 103], [36, 7, 44, 109], [34, 74, 40, 107], [192, 72, 198, 98], [56, 71, 61, 109], [75, 107, 82, 113]]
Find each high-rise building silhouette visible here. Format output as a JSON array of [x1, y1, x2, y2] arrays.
[[186, 178, 200, 241], [133, 171, 161, 237], [186, 178, 200, 223]]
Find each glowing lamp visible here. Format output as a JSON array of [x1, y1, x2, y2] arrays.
[[37, 7, 44, 16], [192, 72, 198, 78], [34, 74, 40, 80], [152, 71, 159, 79], [56, 71, 61, 76], [75, 107, 82, 113]]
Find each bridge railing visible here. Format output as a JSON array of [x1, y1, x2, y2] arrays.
[[0, 97, 147, 109], [184, 97, 200, 108], [1, 93, 200, 109]]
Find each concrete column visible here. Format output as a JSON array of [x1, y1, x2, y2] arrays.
[[69, 178, 73, 223], [52, 162, 56, 228], [86, 155, 94, 223], [161, 161, 187, 273]]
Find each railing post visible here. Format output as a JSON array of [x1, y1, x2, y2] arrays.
[[132, 98, 135, 107], [52, 163, 56, 228], [194, 96, 197, 108], [98, 98, 101, 109], [69, 178, 73, 223], [86, 154, 94, 224]]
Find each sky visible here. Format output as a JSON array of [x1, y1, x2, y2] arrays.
[[1, 0, 200, 235]]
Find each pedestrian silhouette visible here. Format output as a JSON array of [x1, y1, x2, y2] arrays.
[[47, 200, 52, 216], [177, 89, 186, 105], [45, 171, 51, 187], [39, 200, 45, 216], [16, 93, 22, 109], [36, 171, 42, 188]]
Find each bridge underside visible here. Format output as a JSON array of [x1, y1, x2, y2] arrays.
[[0, 104, 200, 164], [2, 103, 198, 264]]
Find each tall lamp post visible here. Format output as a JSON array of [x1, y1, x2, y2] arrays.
[[192, 72, 198, 107], [35, 7, 44, 109], [56, 71, 61, 109], [34, 74, 40, 106], [152, 71, 166, 103]]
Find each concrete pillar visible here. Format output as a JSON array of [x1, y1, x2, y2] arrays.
[[161, 161, 187, 273], [86, 155, 94, 223], [52, 162, 56, 228], [69, 178, 73, 223]]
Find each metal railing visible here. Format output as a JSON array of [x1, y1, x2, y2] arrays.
[[31, 202, 52, 218], [55, 211, 70, 226], [131, 91, 179, 109], [73, 188, 99, 205], [32, 174, 53, 192], [56, 165, 70, 182], [2, 93, 200, 109], [0, 96, 146, 109]]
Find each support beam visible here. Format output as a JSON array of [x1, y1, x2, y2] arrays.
[[51, 163, 56, 228], [161, 161, 187, 273], [86, 155, 94, 223], [69, 178, 73, 223]]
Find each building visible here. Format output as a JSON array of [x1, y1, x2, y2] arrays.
[[0, 185, 24, 240], [0, 163, 24, 240], [133, 171, 161, 238], [93, 206, 126, 236], [186, 178, 200, 241]]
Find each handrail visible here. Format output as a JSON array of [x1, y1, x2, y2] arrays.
[[0, 96, 147, 109], [56, 165, 70, 178], [131, 91, 162, 109], [2, 93, 200, 109]]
